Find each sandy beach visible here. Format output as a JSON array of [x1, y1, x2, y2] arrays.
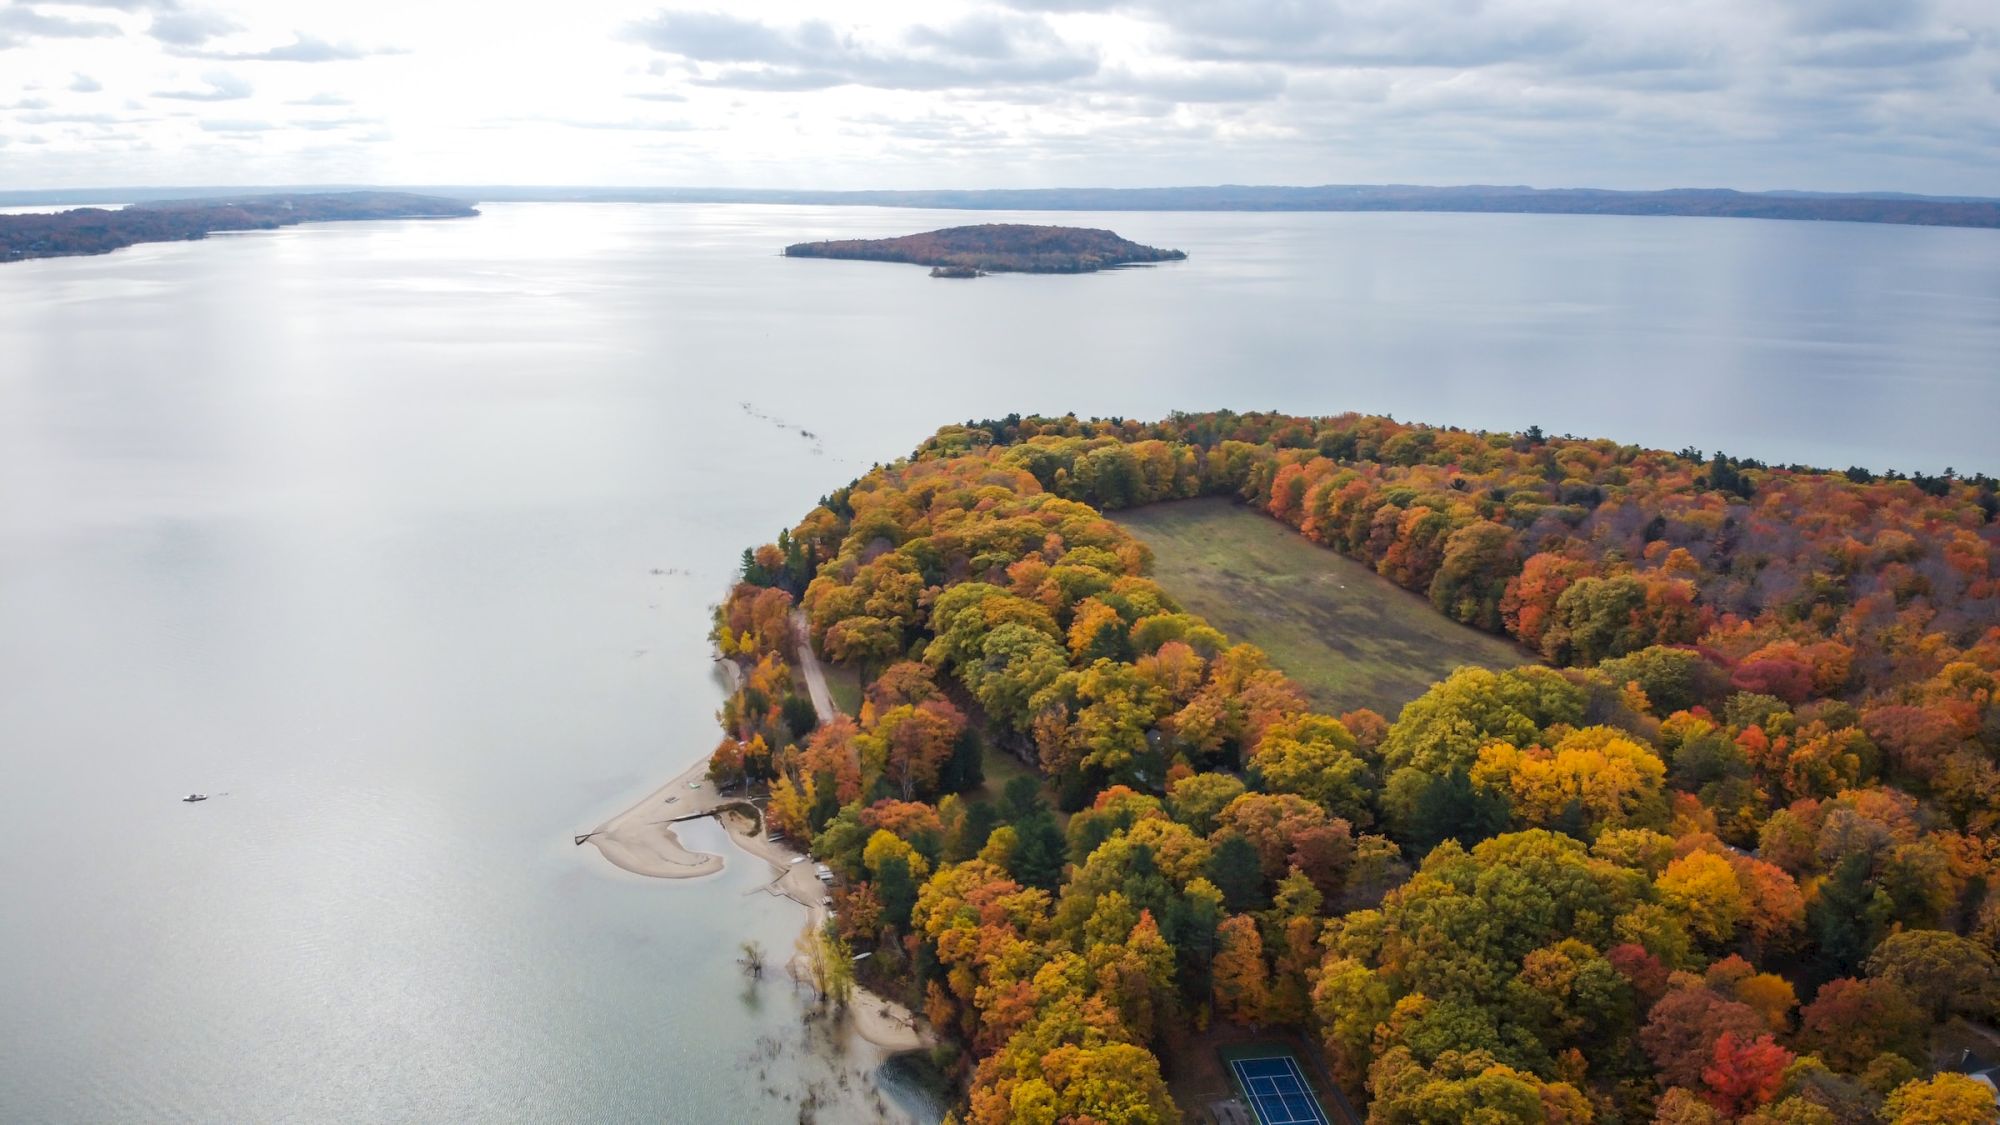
[[584, 754, 729, 879], [584, 717, 932, 1053]]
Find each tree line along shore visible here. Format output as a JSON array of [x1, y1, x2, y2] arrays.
[[0, 192, 477, 263]]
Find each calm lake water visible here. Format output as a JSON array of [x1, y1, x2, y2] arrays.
[[0, 203, 1995, 1122]]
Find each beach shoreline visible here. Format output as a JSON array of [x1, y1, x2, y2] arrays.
[[584, 754, 728, 879], [583, 725, 931, 1055]]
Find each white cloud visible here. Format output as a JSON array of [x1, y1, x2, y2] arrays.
[[182, 32, 404, 62], [197, 117, 277, 132], [155, 70, 253, 101], [0, 0, 1992, 193], [622, 10, 1097, 91], [0, 5, 123, 47], [292, 115, 375, 129], [150, 10, 242, 48]]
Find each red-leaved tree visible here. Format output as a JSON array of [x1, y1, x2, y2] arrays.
[[1701, 1031, 1793, 1117]]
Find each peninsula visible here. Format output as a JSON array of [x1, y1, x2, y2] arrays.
[[698, 411, 2000, 1123], [784, 223, 1186, 275], [0, 191, 478, 264]]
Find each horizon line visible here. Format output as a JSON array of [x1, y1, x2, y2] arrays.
[[4, 181, 1998, 204]]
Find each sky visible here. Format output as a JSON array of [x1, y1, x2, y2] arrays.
[[1, 0, 1996, 193]]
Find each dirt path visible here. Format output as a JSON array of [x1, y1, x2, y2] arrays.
[[790, 609, 839, 724]]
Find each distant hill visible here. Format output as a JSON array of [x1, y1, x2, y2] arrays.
[[754, 185, 2000, 229], [6, 183, 1998, 231], [784, 224, 1187, 275], [1, 192, 477, 264]]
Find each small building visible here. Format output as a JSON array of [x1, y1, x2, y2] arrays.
[[1949, 1050, 2000, 1110]]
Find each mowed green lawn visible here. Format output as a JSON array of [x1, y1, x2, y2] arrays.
[[1111, 498, 1536, 719]]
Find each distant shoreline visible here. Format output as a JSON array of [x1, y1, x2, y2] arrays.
[[0, 192, 478, 265], [5, 184, 1995, 231]]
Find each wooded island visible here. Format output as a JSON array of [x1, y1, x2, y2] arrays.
[[1, 191, 478, 263], [784, 223, 1187, 275]]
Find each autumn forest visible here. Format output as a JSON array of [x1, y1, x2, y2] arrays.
[[708, 411, 2000, 1125]]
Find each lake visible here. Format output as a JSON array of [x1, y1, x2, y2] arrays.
[[0, 203, 1994, 1122]]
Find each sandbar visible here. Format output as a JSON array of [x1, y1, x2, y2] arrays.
[[585, 755, 727, 879]]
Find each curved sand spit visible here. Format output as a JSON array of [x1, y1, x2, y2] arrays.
[[585, 731, 931, 1052], [586, 756, 729, 879]]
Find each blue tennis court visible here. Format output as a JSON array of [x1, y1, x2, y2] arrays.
[[1230, 1056, 1330, 1125]]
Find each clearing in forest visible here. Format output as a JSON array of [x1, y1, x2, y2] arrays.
[[1110, 498, 1534, 718]]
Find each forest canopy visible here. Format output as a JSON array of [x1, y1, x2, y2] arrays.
[[710, 410, 2000, 1125]]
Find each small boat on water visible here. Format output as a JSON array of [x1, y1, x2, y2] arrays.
[[182, 793, 207, 803]]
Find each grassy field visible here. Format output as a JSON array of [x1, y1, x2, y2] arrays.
[[821, 660, 864, 717], [956, 736, 1074, 825], [968, 740, 1039, 798], [1111, 498, 1535, 719]]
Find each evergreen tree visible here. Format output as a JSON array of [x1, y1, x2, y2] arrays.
[[874, 853, 918, 931], [779, 695, 818, 742], [1808, 852, 1878, 974], [999, 775, 1045, 823], [949, 800, 1000, 862], [1205, 833, 1265, 912], [940, 729, 985, 794], [740, 547, 773, 587], [1408, 769, 1510, 853], [1166, 890, 1222, 1004], [807, 780, 840, 835], [1009, 810, 1067, 891]]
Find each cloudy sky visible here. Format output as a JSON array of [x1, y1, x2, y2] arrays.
[[1, 0, 1995, 193]]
